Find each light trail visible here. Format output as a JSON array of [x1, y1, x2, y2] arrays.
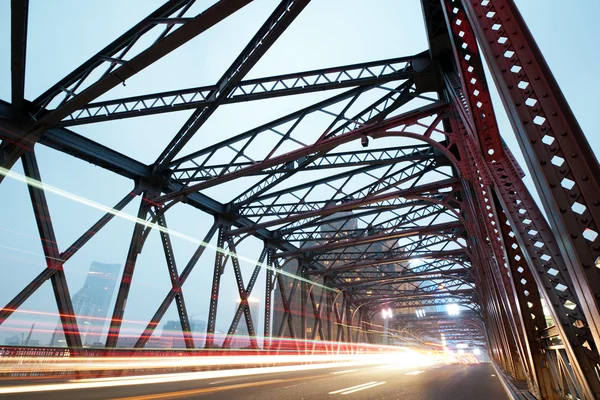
[[0, 347, 435, 374], [0, 166, 337, 293], [0, 350, 433, 395]]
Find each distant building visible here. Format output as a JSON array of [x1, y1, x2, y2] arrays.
[[4, 335, 22, 345], [230, 298, 260, 348], [50, 262, 121, 347], [116, 336, 165, 349], [159, 319, 207, 349], [234, 298, 260, 335]]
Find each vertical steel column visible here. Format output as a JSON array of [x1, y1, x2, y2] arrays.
[[300, 265, 307, 342], [21, 150, 83, 352], [276, 263, 300, 340], [310, 284, 325, 341], [345, 296, 353, 345], [156, 213, 194, 349], [106, 195, 151, 348], [205, 223, 226, 349], [263, 247, 274, 349], [135, 222, 218, 349], [222, 246, 267, 349], [325, 282, 333, 342]]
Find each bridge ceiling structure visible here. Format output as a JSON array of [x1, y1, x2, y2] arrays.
[[1, 1, 599, 399]]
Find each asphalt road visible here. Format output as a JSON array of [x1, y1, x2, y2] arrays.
[[0, 361, 508, 399]]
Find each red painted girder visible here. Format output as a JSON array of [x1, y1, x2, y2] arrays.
[[462, 0, 600, 376], [155, 102, 449, 203]]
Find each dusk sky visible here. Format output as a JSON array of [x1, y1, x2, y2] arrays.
[[0, 0, 597, 347]]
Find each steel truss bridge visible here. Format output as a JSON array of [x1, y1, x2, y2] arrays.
[[1, 1, 599, 399]]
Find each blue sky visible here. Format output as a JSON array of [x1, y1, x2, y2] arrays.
[[0, 0, 597, 346]]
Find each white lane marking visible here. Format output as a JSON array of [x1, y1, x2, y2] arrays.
[[491, 374, 496, 377], [340, 381, 386, 394], [405, 370, 425, 375], [331, 370, 357, 375], [329, 381, 378, 394]]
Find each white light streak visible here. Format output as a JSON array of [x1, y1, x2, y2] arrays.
[[0, 167, 335, 292]]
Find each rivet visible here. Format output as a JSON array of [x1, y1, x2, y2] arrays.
[[570, 233, 578, 239]]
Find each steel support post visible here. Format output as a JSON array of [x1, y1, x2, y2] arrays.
[[106, 195, 151, 349], [310, 284, 325, 342], [222, 246, 267, 349], [345, 299, 353, 345], [10, 0, 28, 114], [275, 262, 300, 340], [263, 247, 275, 349], [135, 222, 218, 349], [221, 237, 259, 349], [325, 280, 333, 343], [21, 150, 83, 352], [300, 265, 307, 342], [205, 223, 226, 349], [156, 213, 194, 349]]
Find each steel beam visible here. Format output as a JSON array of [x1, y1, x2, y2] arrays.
[[1, 1, 252, 176], [59, 55, 426, 126], [10, 0, 28, 113], [106, 196, 152, 348], [462, 0, 600, 357], [154, 0, 312, 171], [205, 224, 227, 348], [21, 151, 83, 351]]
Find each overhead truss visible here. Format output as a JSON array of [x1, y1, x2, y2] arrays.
[[1, 1, 598, 399]]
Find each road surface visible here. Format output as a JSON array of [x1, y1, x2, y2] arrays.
[[0, 361, 507, 399]]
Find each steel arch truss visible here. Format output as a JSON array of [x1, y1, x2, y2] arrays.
[[1, 1, 599, 398]]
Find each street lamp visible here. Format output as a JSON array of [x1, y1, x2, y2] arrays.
[[446, 303, 460, 316], [382, 308, 392, 345]]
